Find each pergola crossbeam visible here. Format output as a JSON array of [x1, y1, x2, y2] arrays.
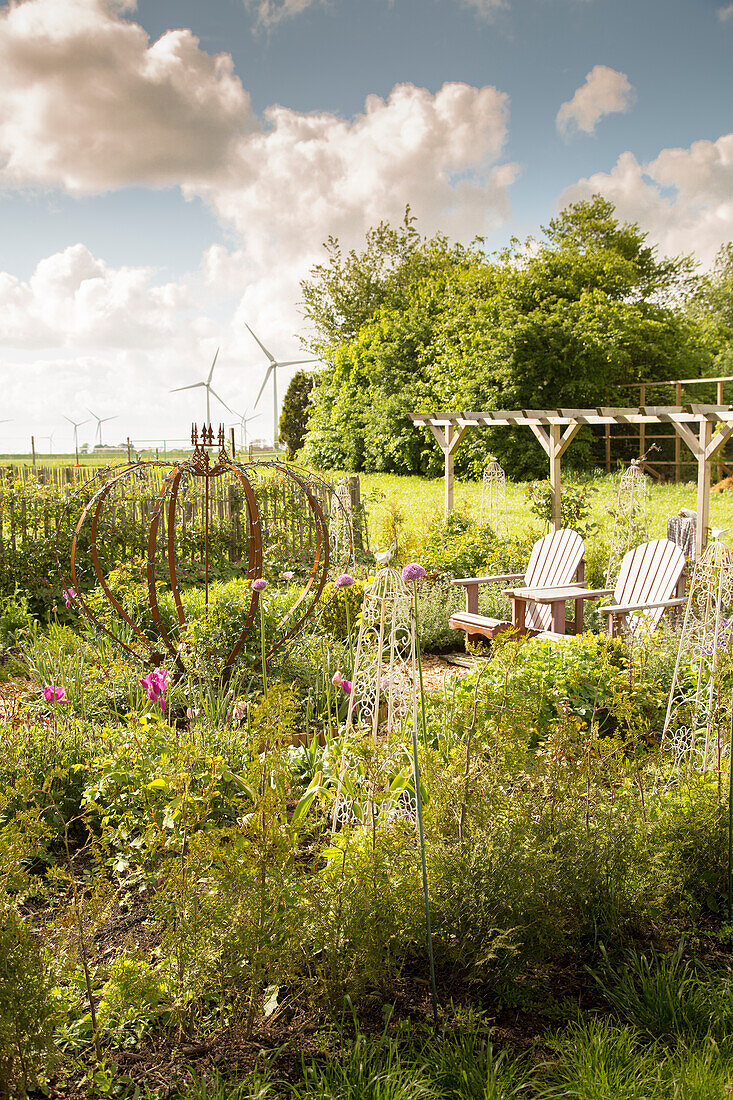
[[411, 405, 733, 555]]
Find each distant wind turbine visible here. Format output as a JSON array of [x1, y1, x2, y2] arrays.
[[87, 408, 117, 447], [64, 415, 89, 464], [170, 348, 234, 424], [245, 323, 317, 449], [231, 409, 260, 451], [43, 432, 54, 454]]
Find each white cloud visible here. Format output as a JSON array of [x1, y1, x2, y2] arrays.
[[0, 0, 520, 442], [718, 3, 733, 20], [556, 65, 635, 139], [0, 244, 193, 348], [242, 0, 327, 29], [456, 0, 509, 20], [0, 0, 256, 191], [560, 134, 733, 267]]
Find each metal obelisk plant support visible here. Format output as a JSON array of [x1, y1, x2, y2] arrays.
[[480, 457, 508, 535], [660, 533, 733, 778], [606, 460, 649, 587], [329, 478, 355, 561], [402, 562, 439, 1026], [331, 564, 439, 1025]]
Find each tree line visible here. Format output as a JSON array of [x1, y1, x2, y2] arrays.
[[278, 197, 733, 477]]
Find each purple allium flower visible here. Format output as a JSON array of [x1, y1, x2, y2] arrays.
[[43, 685, 69, 704], [401, 563, 426, 583], [335, 573, 355, 588], [62, 588, 77, 609], [252, 578, 268, 591]]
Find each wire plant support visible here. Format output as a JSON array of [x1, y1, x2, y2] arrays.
[[606, 459, 649, 586], [480, 456, 508, 535], [660, 530, 733, 778]]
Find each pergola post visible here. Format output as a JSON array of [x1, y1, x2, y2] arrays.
[[671, 417, 733, 557], [529, 420, 581, 530], [425, 422, 467, 517]]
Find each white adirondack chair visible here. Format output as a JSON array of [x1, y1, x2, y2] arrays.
[[449, 528, 585, 642], [536, 537, 686, 640]]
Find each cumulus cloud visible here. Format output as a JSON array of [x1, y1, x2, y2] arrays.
[[0, 0, 256, 190], [0, 0, 520, 441], [560, 133, 733, 267], [718, 4, 733, 20], [556, 65, 635, 138], [0, 243, 193, 348]]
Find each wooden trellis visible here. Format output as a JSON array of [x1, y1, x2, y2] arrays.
[[410, 405, 733, 557]]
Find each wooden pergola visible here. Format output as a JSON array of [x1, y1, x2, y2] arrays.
[[410, 405, 733, 557]]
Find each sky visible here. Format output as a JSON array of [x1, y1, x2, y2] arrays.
[[0, 0, 732, 452]]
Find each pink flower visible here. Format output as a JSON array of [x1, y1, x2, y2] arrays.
[[141, 668, 169, 712], [335, 574, 354, 588], [252, 578, 268, 591], [43, 685, 70, 704], [62, 588, 77, 609], [401, 563, 426, 583], [331, 671, 351, 695], [281, 571, 294, 581]]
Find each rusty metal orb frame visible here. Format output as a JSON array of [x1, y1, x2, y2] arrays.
[[56, 425, 352, 679]]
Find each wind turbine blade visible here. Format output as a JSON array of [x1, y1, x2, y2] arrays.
[[207, 347, 220, 385], [245, 323, 276, 365], [101, 415, 118, 424], [254, 365, 274, 409], [275, 359, 318, 368], [170, 383, 204, 393], [209, 387, 235, 416]]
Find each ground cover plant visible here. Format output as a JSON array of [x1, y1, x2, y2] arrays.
[[4, 467, 733, 1096]]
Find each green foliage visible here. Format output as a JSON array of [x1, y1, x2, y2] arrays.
[[524, 477, 599, 537], [0, 897, 59, 1098], [301, 197, 708, 475], [279, 370, 314, 459], [421, 512, 534, 581], [319, 579, 365, 638]]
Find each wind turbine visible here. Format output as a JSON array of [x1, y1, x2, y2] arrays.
[[170, 348, 234, 424], [245, 323, 317, 450], [43, 432, 54, 454], [64, 415, 89, 464], [87, 408, 117, 448], [231, 409, 260, 452]]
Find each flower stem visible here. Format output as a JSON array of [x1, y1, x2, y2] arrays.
[[344, 593, 354, 677], [259, 598, 268, 698]]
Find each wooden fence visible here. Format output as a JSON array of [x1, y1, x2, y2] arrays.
[[0, 467, 366, 571]]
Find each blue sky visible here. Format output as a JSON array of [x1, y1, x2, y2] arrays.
[[0, 0, 731, 450]]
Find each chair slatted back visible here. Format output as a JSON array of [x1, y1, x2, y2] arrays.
[[524, 529, 585, 630], [613, 538, 686, 635]]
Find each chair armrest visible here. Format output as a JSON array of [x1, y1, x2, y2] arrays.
[[574, 588, 614, 601], [600, 597, 686, 616], [451, 573, 524, 587]]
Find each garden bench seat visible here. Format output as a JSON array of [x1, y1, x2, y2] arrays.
[[534, 537, 687, 641], [449, 528, 585, 645]]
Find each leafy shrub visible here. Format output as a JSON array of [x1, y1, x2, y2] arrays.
[[524, 476, 599, 537], [0, 898, 59, 1098], [422, 513, 535, 581]]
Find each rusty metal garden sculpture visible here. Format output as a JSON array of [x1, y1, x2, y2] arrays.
[[57, 425, 352, 680]]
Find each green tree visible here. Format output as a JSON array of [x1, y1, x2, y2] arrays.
[[279, 370, 314, 460], [689, 242, 733, 374], [301, 197, 710, 477]]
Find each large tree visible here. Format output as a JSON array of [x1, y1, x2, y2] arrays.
[[301, 197, 710, 477]]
